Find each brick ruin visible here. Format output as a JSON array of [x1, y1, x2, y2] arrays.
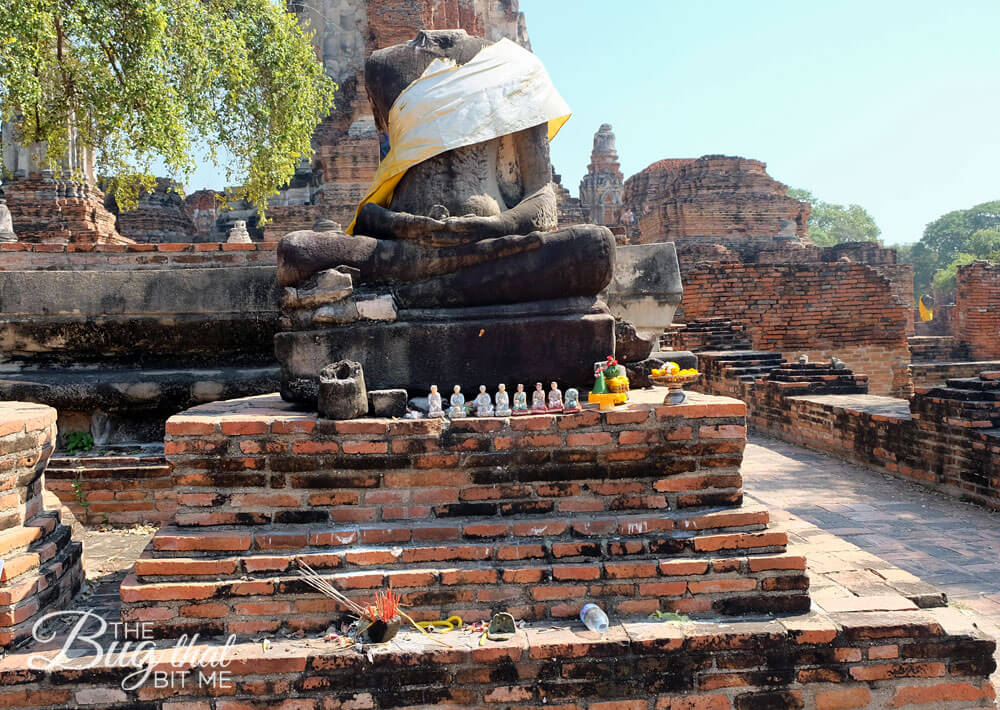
[[2, 176, 126, 244], [1, 122, 127, 244], [623, 155, 811, 257], [0, 391, 996, 708], [0, 4, 999, 708], [956, 260, 1000, 361], [694, 352, 1000, 511], [109, 178, 196, 243], [675, 259, 913, 396]]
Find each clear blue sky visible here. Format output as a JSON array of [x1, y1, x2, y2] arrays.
[[521, 0, 1000, 245]]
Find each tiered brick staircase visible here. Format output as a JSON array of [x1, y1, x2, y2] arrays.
[[0, 402, 83, 648], [120, 391, 810, 638], [663, 317, 753, 352]]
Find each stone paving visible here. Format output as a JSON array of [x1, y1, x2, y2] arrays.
[[744, 431, 1000, 684]]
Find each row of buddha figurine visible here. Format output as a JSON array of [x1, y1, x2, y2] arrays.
[[427, 382, 581, 418]]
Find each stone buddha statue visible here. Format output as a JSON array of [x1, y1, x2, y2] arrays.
[[276, 30, 616, 403]]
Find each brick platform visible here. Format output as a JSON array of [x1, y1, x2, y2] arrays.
[[0, 605, 994, 709], [121, 391, 812, 637], [0, 402, 83, 648]]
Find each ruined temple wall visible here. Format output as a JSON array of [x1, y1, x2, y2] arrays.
[[956, 260, 1000, 360], [677, 262, 912, 395], [3, 178, 126, 244], [696, 354, 1000, 510]]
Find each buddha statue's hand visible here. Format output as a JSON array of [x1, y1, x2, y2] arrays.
[[357, 203, 445, 241]]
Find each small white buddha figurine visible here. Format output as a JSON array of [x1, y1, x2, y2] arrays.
[[427, 384, 445, 418], [547, 381, 563, 411], [512, 384, 528, 415], [563, 387, 581, 412], [495, 384, 512, 416], [531, 382, 547, 412], [474, 385, 495, 417], [448, 385, 466, 418]]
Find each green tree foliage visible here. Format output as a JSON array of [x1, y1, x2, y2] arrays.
[[929, 227, 1000, 293], [932, 253, 977, 293], [0, 0, 337, 214], [787, 188, 881, 247], [922, 201, 1000, 263], [899, 202, 1000, 298]]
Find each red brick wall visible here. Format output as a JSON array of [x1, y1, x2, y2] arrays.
[[697, 353, 1000, 510], [121, 392, 817, 637], [956, 260, 1000, 360], [678, 262, 912, 395], [45, 454, 174, 526], [0, 609, 994, 709]]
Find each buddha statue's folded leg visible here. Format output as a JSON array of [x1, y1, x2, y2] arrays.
[[279, 226, 549, 287], [278, 223, 614, 303], [277, 231, 379, 287], [393, 225, 616, 308]]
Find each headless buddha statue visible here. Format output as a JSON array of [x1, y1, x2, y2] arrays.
[[277, 29, 615, 310]]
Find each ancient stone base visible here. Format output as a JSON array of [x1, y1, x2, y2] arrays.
[[0, 606, 994, 708], [276, 312, 615, 403], [0, 402, 84, 648], [120, 390, 811, 638]]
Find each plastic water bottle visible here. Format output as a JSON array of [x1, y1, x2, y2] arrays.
[[580, 603, 609, 634]]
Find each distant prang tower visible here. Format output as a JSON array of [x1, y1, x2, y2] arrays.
[[579, 124, 625, 227]]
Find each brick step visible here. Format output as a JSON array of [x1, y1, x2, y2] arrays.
[[945, 377, 1000, 391], [135, 529, 788, 579], [0, 524, 73, 585], [0, 512, 58, 558], [0, 540, 84, 649], [145, 506, 776, 558], [49, 454, 167, 468], [46, 464, 173, 480], [0, 538, 81, 623], [698, 351, 783, 362], [120, 552, 810, 637], [723, 364, 782, 376], [135, 531, 789, 577]]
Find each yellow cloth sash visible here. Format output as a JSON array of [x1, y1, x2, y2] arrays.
[[347, 38, 571, 234]]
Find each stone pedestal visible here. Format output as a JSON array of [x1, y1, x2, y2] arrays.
[[121, 390, 809, 638], [277, 311, 616, 404], [0, 402, 83, 648]]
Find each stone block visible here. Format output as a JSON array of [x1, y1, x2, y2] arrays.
[[318, 360, 368, 420], [615, 320, 654, 363], [603, 243, 683, 342], [368, 389, 407, 417], [356, 294, 397, 322]]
